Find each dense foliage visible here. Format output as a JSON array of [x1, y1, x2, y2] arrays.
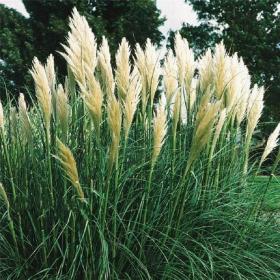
[[0, 9, 280, 279], [0, 5, 34, 96]]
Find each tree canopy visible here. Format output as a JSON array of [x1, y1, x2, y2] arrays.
[[0, 4, 34, 97]]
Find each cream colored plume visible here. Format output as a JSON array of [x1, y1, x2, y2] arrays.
[[116, 38, 131, 100], [45, 54, 56, 93], [172, 92, 181, 134], [259, 123, 280, 167], [30, 57, 52, 132], [81, 75, 103, 135], [97, 36, 115, 98], [180, 89, 188, 124], [189, 78, 197, 113], [199, 49, 213, 93], [211, 109, 227, 157], [152, 97, 167, 165], [135, 43, 147, 114], [0, 99, 4, 129], [246, 85, 264, 141], [123, 68, 141, 140], [18, 93, 32, 142], [225, 53, 242, 111], [174, 33, 195, 93], [108, 95, 122, 167], [213, 42, 230, 100], [234, 60, 251, 126], [56, 139, 84, 200], [56, 84, 69, 137], [144, 39, 160, 106], [163, 50, 178, 107], [135, 40, 160, 113], [174, 32, 188, 87], [61, 8, 97, 87], [186, 101, 220, 171], [196, 87, 213, 125]]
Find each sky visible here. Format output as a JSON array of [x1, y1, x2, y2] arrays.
[[0, 0, 198, 39]]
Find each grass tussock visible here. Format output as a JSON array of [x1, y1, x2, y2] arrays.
[[0, 8, 280, 280]]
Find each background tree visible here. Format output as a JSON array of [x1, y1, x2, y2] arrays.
[[1, 0, 165, 95], [168, 0, 280, 122], [0, 4, 34, 98]]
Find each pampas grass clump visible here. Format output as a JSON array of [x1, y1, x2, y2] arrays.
[[0, 8, 280, 280]]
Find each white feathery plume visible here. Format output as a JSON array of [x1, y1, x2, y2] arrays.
[[56, 139, 84, 200], [115, 38, 131, 100], [135, 43, 149, 116], [174, 32, 195, 94], [18, 93, 32, 142], [234, 59, 251, 126], [226, 53, 242, 112], [134, 39, 160, 114], [45, 54, 56, 93], [189, 78, 197, 113], [199, 49, 213, 93], [152, 96, 167, 165], [246, 85, 264, 141], [56, 84, 69, 137], [187, 100, 221, 171], [213, 42, 230, 100], [259, 123, 280, 167], [107, 95, 122, 168], [211, 109, 227, 156], [144, 39, 161, 107], [61, 8, 97, 88], [30, 57, 52, 133], [172, 91, 181, 135], [174, 32, 188, 88], [97, 36, 115, 98], [163, 50, 178, 107], [123, 67, 141, 140], [81, 75, 103, 136]]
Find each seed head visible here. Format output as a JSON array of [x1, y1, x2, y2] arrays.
[[56, 85, 69, 137], [152, 97, 167, 166], [30, 57, 52, 132], [123, 67, 141, 140], [61, 8, 97, 88], [97, 36, 115, 98], [108, 95, 122, 167], [116, 38, 131, 100], [260, 123, 280, 166], [19, 93, 32, 142], [246, 85, 264, 142], [56, 139, 84, 200], [163, 50, 178, 107]]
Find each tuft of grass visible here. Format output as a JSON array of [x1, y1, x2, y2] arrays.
[[0, 8, 280, 280]]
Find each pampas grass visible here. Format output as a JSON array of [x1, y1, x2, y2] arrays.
[[152, 97, 167, 166], [0, 8, 280, 280], [30, 57, 52, 134], [56, 139, 84, 200], [260, 123, 280, 167]]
